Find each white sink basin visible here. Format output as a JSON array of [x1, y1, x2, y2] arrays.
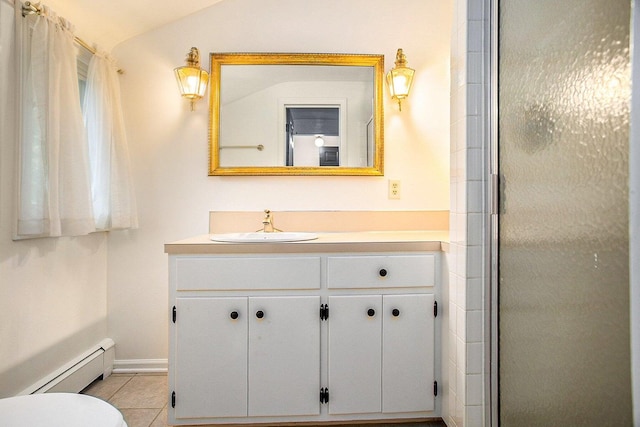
[[210, 232, 318, 243]]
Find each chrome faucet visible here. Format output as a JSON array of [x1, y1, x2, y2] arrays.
[[260, 209, 282, 233]]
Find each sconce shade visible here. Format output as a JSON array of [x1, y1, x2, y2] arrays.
[[174, 47, 209, 110], [386, 48, 415, 111]]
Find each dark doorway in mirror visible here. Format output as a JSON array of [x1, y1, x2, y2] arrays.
[[285, 106, 340, 166], [319, 146, 340, 166]]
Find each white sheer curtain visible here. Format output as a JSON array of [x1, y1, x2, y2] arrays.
[[83, 53, 138, 230], [18, 6, 95, 237]]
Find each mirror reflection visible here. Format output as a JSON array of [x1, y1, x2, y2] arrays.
[[209, 53, 384, 176]]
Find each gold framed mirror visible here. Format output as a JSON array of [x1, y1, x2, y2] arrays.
[[209, 53, 384, 176]]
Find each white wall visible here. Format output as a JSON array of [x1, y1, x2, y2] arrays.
[[0, 0, 108, 397], [109, 0, 453, 365]]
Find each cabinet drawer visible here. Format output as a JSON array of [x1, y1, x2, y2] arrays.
[[175, 256, 321, 290], [327, 254, 435, 289]]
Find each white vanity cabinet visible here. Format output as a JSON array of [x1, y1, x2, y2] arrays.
[[173, 296, 320, 419], [166, 236, 442, 426], [327, 294, 435, 415], [325, 254, 436, 416]]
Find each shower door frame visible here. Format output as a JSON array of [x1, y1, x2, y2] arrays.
[[487, 1, 499, 426], [486, 1, 638, 426]]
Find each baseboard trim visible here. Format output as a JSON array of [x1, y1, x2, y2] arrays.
[[19, 338, 115, 395], [113, 359, 168, 374]]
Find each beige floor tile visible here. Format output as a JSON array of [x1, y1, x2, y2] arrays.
[[82, 374, 134, 401], [108, 374, 168, 409], [149, 405, 168, 427], [119, 408, 163, 427]]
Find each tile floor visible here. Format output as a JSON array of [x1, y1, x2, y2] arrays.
[[82, 373, 167, 427], [82, 373, 446, 427]]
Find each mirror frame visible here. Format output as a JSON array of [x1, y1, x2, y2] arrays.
[[208, 52, 384, 176]]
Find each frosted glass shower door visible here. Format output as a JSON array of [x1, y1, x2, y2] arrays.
[[498, 0, 632, 425]]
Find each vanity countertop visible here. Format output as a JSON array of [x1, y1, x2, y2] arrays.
[[165, 230, 449, 255]]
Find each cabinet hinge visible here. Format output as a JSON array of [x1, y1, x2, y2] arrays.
[[434, 381, 438, 397], [171, 391, 176, 408], [434, 301, 438, 317], [320, 387, 329, 403], [172, 306, 177, 323], [320, 304, 329, 321]]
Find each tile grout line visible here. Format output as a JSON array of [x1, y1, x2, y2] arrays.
[[147, 404, 167, 427], [107, 375, 135, 402]]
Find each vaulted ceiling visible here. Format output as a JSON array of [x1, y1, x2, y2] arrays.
[[36, 0, 225, 51]]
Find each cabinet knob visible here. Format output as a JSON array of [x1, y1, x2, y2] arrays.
[[367, 308, 376, 317], [230, 311, 239, 320], [392, 308, 400, 317], [256, 310, 265, 319], [379, 268, 388, 277]]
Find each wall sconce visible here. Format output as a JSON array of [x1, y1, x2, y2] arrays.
[[386, 48, 415, 111], [314, 135, 325, 147], [174, 47, 209, 111]]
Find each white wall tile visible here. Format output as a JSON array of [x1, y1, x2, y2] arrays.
[[456, 149, 468, 182], [466, 277, 483, 310], [450, 328, 459, 364], [467, 52, 483, 84], [466, 342, 483, 374], [449, 389, 459, 426], [456, 214, 467, 245], [466, 115, 483, 148], [457, 274, 467, 310], [456, 368, 466, 406], [456, 244, 467, 277], [450, 272, 459, 305], [466, 83, 482, 116], [450, 361, 458, 392], [455, 118, 467, 151], [450, 114, 460, 152], [457, 337, 466, 372], [456, 180, 468, 213], [466, 148, 483, 181], [466, 404, 483, 426], [456, 305, 467, 340], [450, 184, 458, 213], [449, 301, 458, 333], [457, 27, 468, 82], [455, 395, 465, 427], [467, 20, 483, 52], [466, 245, 483, 278], [465, 374, 483, 406], [467, 0, 483, 21], [466, 213, 484, 246], [457, 0, 468, 28], [449, 1, 489, 425], [465, 310, 483, 343], [466, 180, 483, 213], [456, 85, 468, 120]]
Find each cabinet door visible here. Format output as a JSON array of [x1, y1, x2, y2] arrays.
[[382, 294, 435, 413], [327, 295, 382, 415], [248, 296, 321, 417], [174, 297, 248, 419]]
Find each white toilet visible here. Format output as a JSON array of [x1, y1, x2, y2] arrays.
[[0, 392, 128, 427]]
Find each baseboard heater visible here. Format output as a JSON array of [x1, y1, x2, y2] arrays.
[[19, 338, 115, 395]]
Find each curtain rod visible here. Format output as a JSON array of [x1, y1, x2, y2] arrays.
[[21, 1, 124, 74]]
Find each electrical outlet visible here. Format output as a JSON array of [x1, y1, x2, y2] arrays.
[[388, 180, 401, 199]]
